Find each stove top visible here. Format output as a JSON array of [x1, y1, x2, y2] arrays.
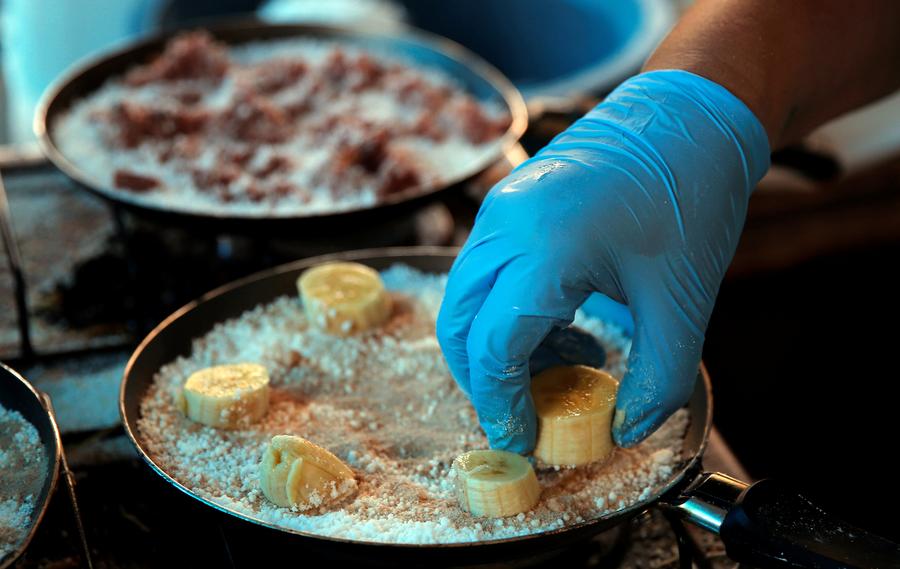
[[1, 152, 749, 568]]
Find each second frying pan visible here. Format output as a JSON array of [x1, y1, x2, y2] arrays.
[[0, 364, 61, 569], [120, 247, 900, 567], [34, 21, 528, 237]]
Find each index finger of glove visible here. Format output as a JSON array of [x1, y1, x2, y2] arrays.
[[436, 241, 501, 397]]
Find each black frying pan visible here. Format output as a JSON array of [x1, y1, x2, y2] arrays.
[[34, 21, 527, 237], [0, 364, 61, 569], [119, 247, 900, 568]]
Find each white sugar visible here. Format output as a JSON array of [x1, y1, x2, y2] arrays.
[[0, 404, 47, 560], [138, 264, 689, 544]]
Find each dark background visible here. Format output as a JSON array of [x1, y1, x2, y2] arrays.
[[706, 239, 900, 541]]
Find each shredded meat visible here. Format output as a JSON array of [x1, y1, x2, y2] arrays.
[[111, 102, 209, 147], [114, 170, 160, 192], [329, 128, 391, 182], [249, 59, 308, 94], [158, 136, 201, 163], [222, 93, 291, 143], [455, 99, 510, 144], [283, 97, 313, 118], [346, 53, 385, 92], [245, 183, 267, 203], [243, 180, 306, 203], [410, 113, 447, 142], [326, 129, 421, 197], [220, 147, 256, 168], [378, 150, 421, 196], [273, 181, 302, 199], [125, 30, 229, 86], [192, 165, 241, 190], [322, 50, 349, 83], [398, 78, 451, 110], [379, 165, 420, 196], [176, 90, 204, 105], [254, 155, 293, 179]]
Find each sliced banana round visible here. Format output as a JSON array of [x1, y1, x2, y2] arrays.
[[531, 364, 619, 467], [180, 363, 270, 429], [297, 261, 392, 336], [452, 449, 541, 518], [259, 435, 357, 511]]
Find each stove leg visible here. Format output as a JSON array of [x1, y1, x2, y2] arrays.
[[663, 508, 714, 569], [0, 170, 34, 361], [111, 205, 141, 331]]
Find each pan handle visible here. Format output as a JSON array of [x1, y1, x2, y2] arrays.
[[667, 472, 900, 568]]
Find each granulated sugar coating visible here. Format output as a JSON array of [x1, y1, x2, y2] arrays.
[[0, 404, 47, 559], [138, 265, 690, 544]]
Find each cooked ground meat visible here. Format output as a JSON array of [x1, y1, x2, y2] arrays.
[[56, 32, 511, 216], [114, 170, 160, 192], [125, 31, 229, 86]]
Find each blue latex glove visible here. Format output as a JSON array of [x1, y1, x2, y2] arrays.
[[529, 326, 606, 376], [436, 70, 770, 453]]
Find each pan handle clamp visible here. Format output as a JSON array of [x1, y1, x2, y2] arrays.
[[670, 471, 748, 533], [666, 470, 900, 568]]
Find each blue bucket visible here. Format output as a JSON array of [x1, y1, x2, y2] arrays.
[[399, 0, 675, 102]]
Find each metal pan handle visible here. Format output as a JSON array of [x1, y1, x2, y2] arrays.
[[668, 472, 900, 569]]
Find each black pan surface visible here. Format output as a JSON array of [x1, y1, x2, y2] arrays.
[[0, 364, 61, 569], [120, 247, 711, 565], [35, 21, 528, 236]]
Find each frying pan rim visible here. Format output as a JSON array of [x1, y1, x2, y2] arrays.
[[34, 20, 528, 223], [119, 245, 713, 549], [0, 363, 63, 569]]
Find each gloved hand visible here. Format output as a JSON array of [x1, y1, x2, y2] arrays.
[[436, 70, 770, 453]]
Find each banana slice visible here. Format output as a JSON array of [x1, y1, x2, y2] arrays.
[[452, 449, 541, 517], [180, 363, 270, 429], [532, 365, 619, 467], [259, 435, 357, 511], [297, 262, 392, 336]]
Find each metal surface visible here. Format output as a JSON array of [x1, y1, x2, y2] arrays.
[[0, 162, 125, 360], [0, 170, 33, 360], [119, 246, 713, 566], [677, 498, 728, 534], [0, 364, 61, 569], [34, 21, 528, 236], [672, 473, 750, 534]]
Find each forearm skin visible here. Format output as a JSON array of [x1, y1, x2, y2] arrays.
[[645, 0, 900, 149]]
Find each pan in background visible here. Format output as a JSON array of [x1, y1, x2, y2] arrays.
[[34, 21, 528, 236], [0, 364, 61, 569]]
